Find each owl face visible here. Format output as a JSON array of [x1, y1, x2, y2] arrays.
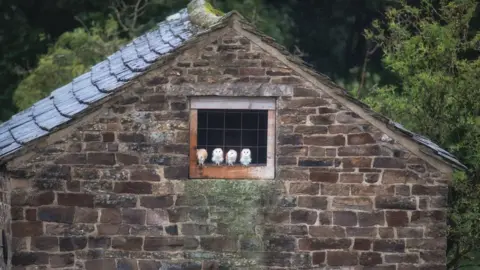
[[196, 149, 208, 165], [241, 148, 251, 157], [227, 150, 237, 158], [213, 148, 223, 156]]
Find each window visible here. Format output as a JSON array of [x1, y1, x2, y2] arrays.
[[189, 97, 275, 179]]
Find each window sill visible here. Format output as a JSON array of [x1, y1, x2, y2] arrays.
[[189, 163, 274, 179]]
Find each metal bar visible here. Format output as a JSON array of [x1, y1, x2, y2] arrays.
[[205, 111, 209, 148], [222, 109, 226, 152], [240, 111, 243, 153], [256, 112, 260, 164]]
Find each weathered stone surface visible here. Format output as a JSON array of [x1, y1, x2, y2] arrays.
[[332, 197, 373, 211], [291, 210, 317, 225], [140, 196, 174, 208], [312, 251, 326, 265], [297, 196, 328, 209], [50, 253, 75, 268], [12, 252, 49, 266], [342, 157, 372, 168], [358, 211, 386, 227], [289, 182, 319, 195], [386, 211, 409, 227], [294, 126, 328, 135], [310, 170, 339, 183], [74, 208, 98, 223], [144, 237, 198, 251], [31, 237, 58, 251], [333, 211, 357, 226], [85, 259, 116, 270], [278, 146, 308, 156], [304, 135, 345, 146], [299, 238, 352, 251], [360, 252, 383, 266], [327, 251, 358, 266], [59, 237, 87, 251], [373, 157, 406, 168], [338, 145, 381, 156], [309, 226, 345, 238], [354, 238, 372, 250], [382, 170, 421, 184], [38, 206, 75, 223], [58, 193, 94, 207], [310, 114, 335, 125], [348, 133, 376, 145], [373, 239, 406, 253], [12, 221, 43, 237], [376, 196, 417, 210], [111, 236, 143, 251]]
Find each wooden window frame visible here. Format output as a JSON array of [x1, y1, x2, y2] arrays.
[[189, 97, 276, 179]]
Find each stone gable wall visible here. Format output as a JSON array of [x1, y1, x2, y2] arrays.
[[6, 28, 450, 270], [0, 166, 10, 270]]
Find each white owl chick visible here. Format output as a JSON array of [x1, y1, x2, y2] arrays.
[[225, 149, 238, 166], [240, 148, 252, 166], [196, 148, 208, 167], [211, 148, 224, 165]]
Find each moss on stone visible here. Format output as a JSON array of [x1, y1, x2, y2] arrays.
[[204, 1, 224, 16], [185, 180, 280, 237], [184, 179, 283, 267], [187, 0, 223, 28]]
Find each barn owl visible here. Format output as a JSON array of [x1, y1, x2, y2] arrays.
[[240, 148, 252, 166], [225, 149, 238, 166], [196, 149, 208, 167], [211, 148, 224, 165]]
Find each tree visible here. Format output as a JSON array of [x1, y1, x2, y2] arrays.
[[364, 0, 480, 268], [213, 0, 295, 46], [12, 18, 127, 110]]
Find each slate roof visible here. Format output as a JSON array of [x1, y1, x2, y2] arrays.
[[0, 1, 467, 171], [0, 8, 201, 158]]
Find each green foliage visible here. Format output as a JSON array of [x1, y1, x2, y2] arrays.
[[213, 0, 295, 46], [336, 66, 382, 97], [13, 18, 127, 110], [204, 1, 225, 16], [364, 0, 480, 268]]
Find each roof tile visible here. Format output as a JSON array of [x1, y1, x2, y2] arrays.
[[91, 60, 111, 84], [32, 97, 70, 130], [121, 41, 151, 72], [0, 130, 15, 149], [10, 119, 49, 144], [95, 76, 126, 92], [0, 142, 22, 156], [52, 84, 88, 117], [108, 52, 139, 82]]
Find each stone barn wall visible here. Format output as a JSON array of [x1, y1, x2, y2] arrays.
[[0, 165, 11, 270], [6, 27, 450, 270]]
